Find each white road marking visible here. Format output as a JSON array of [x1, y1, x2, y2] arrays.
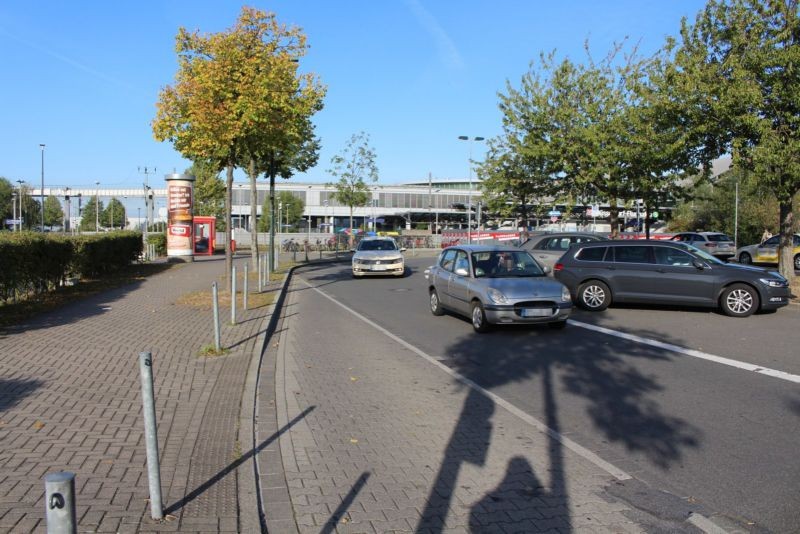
[[688, 512, 731, 534], [298, 276, 632, 481], [570, 320, 800, 384]]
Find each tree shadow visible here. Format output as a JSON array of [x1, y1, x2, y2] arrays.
[[418, 321, 702, 531], [0, 377, 44, 413]]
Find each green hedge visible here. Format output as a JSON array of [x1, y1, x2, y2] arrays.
[[0, 231, 144, 302]]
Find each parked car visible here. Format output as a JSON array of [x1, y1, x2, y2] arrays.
[[734, 233, 800, 271], [351, 237, 406, 277], [424, 245, 572, 332], [518, 232, 609, 273], [670, 232, 736, 260], [554, 240, 790, 317]]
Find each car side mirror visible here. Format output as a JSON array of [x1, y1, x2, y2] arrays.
[[455, 267, 469, 277], [400, 247, 407, 252], [542, 265, 552, 274], [692, 259, 706, 270]]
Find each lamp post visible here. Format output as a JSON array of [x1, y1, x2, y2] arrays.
[[15, 179, 24, 231], [457, 136, 484, 243], [63, 187, 70, 232], [94, 183, 101, 231], [39, 144, 45, 230], [137, 207, 141, 231], [12, 192, 17, 232]]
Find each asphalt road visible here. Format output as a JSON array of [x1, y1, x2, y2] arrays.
[[296, 257, 800, 533]]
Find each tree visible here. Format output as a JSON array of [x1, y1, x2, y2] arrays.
[[327, 132, 379, 244], [258, 191, 304, 232], [102, 198, 125, 229], [153, 8, 323, 288], [17, 185, 40, 231], [188, 160, 226, 230], [43, 196, 64, 229], [0, 177, 12, 225], [667, 0, 800, 278], [78, 196, 103, 232]]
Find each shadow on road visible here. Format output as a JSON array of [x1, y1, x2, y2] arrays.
[[418, 321, 702, 531], [0, 377, 44, 413]]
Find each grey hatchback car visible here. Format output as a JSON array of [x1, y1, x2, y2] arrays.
[[554, 240, 790, 317], [424, 245, 573, 332], [519, 232, 609, 273]]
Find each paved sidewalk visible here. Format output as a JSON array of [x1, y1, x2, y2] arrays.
[[251, 271, 686, 534], [0, 254, 280, 533]]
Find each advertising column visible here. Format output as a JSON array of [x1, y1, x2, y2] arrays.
[[165, 173, 195, 261]]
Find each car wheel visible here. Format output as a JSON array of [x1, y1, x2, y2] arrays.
[[577, 280, 611, 311], [471, 301, 491, 333], [794, 254, 800, 271], [548, 320, 568, 330], [720, 283, 759, 317], [430, 289, 445, 316], [739, 252, 752, 265]]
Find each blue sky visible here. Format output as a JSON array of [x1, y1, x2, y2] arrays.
[[0, 1, 708, 192]]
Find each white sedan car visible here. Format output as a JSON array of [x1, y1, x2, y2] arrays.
[[351, 237, 406, 277]]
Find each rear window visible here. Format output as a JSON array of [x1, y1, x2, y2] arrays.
[[575, 247, 607, 262], [706, 234, 732, 242]]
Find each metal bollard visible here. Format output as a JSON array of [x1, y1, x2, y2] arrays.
[[138, 352, 164, 519], [265, 254, 270, 286], [44, 471, 76, 534], [257, 255, 262, 293], [243, 263, 248, 311], [231, 266, 237, 325], [212, 282, 221, 352]]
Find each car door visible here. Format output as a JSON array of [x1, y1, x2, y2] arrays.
[[448, 250, 473, 315], [755, 235, 780, 263], [650, 246, 716, 305], [531, 236, 571, 270], [607, 245, 657, 301], [435, 249, 458, 307]]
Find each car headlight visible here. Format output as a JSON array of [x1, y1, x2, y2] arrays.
[[759, 277, 787, 288], [487, 288, 508, 304], [561, 285, 572, 302]]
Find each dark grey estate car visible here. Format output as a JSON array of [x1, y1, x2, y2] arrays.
[[424, 245, 572, 332], [554, 240, 790, 317]]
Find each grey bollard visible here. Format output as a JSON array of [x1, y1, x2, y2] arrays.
[[257, 255, 262, 293], [138, 352, 164, 519], [243, 263, 248, 311], [231, 266, 237, 325], [44, 471, 76, 534], [212, 282, 221, 352]]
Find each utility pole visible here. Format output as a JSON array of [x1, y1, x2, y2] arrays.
[[138, 166, 156, 243]]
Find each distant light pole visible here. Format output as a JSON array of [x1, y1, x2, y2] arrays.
[[458, 135, 485, 243], [39, 144, 45, 230], [138, 207, 141, 231], [63, 187, 70, 232], [95, 181, 100, 232], [15, 179, 24, 231]]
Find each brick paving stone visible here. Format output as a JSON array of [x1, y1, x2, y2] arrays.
[[0, 255, 287, 533]]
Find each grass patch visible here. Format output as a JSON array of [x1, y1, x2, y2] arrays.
[[199, 344, 229, 357], [177, 266, 288, 311], [0, 262, 178, 329]]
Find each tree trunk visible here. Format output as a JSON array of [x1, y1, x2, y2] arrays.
[[225, 164, 234, 294], [779, 196, 795, 280], [349, 207, 354, 249], [249, 157, 259, 268], [608, 203, 620, 238]]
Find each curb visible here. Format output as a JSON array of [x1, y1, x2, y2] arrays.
[[237, 255, 350, 533]]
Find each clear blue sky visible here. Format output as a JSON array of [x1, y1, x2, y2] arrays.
[[0, 0, 707, 191]]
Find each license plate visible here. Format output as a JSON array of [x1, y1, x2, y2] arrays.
[[522, 308, 551, 317], [370, 264, 388, 271]]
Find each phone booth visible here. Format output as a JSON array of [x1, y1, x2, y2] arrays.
[[193, 216, 216, 256]]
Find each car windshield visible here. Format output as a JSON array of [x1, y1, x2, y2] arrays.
[[358, 240, 397, 251], [471, 250, 545, 277], [677, 243, 725, 264]]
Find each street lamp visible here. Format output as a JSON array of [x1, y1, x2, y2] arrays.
[[15, 179, 24, 231], [458, 135, 485, 243], [39, 144, 45, 230], [95, 181, 100, 232]]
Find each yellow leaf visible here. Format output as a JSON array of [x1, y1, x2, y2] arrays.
[[350, 438, 358, 444], [32, 420, 45, 430], [350, 376, 358, 382]]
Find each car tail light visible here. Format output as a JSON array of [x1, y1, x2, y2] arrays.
[[554, 262, 564, 272]]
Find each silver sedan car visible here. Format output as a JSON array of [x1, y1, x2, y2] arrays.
[[424, 245, 572, 332]]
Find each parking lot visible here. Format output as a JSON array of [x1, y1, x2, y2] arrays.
[[296, 255, 800, 533]]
